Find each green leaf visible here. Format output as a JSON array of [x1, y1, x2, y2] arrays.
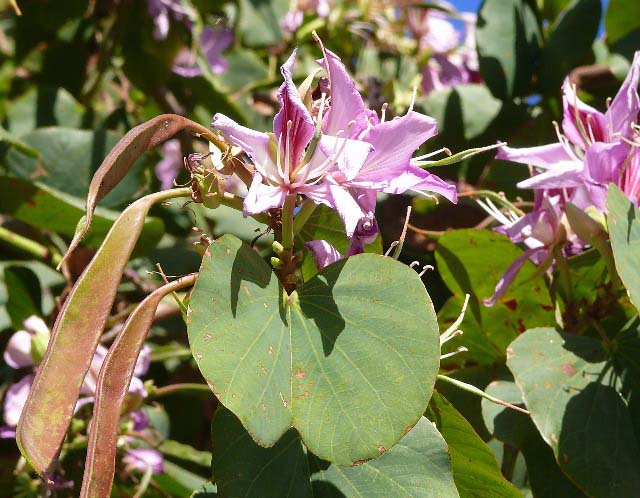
[[476, 0, 542, 99], [159, 440, 212, 469], [211, 404, 459, 498], [435, 229, 554, 365], [0, 126, 38, 158], [538, 0, 602, 95], [153, 461, 209, 498], [5, 86, 86, 136], [237, 0, 288, 47], [605, 0, 640, 46], [426, 391, 520, 498], [481, 380, 587, 498], [211, 406, 312, 498], [0, 175, 163, 255], [4, 127, 147, 209], [309, 417, 460, 498], [607, 185, 640, 313], [191, 481, 218, 498], [507, 327, 640, 497], [188, 234, 440, 465]]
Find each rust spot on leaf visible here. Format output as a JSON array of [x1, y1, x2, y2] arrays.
[[517, 318, 526, 333], [503, 298, 518, 311], [261, 403, 266, 412], [469, 238, 477, 247], [544, 382, 552, 389], [534, 285, 541, 294], [404, 424, 415, 435], [296, 391, 311, 399], [196, 353, 204, 360], [204, 333, 212, 341], [243, 284, 251, 296], [377, 445, 386, 454], [225, 248, 231, 255], [563, 453, 569, 463], [268, 345, 274, 355], [295, 369, 306, 378], [353, 459, 371, 466], [561, 363, 577, 376], [541, 303, 553, 311]]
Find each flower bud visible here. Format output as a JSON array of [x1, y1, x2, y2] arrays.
[[565, 202, 606, 243]]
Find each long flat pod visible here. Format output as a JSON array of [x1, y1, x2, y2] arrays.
[[80, 273, 197, 498], [16, 187, 191, 478], [60, 114, 220, 265]]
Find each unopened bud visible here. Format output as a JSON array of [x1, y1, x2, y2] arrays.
[[272, 241, 285, 255], [565, 202, 606, 243], [30, 329, 50, 366], [270, 257, 284, 269]]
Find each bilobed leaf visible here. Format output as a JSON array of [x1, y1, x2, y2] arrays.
[[435, 229, 554, 365], [476, 0, 542, 99], [507, 327, 640, 497], [211, 406, 312, 498], [538, 0, 602, 95], [188, 234, 440, 466], [0, 175, 163, 255], [80, 274, 197, 498], [607, 185, 640, 314], [16, 187, 190, 478], [481, 380, 587, 498], [426, 391, 520, 498]]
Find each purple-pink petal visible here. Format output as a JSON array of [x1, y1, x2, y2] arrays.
[[516, 161, 585, 190], [299, 182, 366, 237], [305, 240, 343, 270], [172, 49, 203, 78], [155, 139, 184, 190], [383, 168, 458, 203], [320, 49, 369, 138], [243, 174, 288, 216], [353, 110, 438, 185], [606, 50, 640, 139], [274, 49, 315, 167], [496, 142, 575, 169], [123, 448, 165, 475], [483, 247, 546, 307], [212, 114, 276, 181], [561, 78, 608, 146], [3, 374, 34, 427]]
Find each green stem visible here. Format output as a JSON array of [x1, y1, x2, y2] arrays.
[[292, 198, 317, 236], [281, 194, 296, 251], [436, 374, 530, 414], [0, 226, 62, 266], [148, 383, 212, 400]]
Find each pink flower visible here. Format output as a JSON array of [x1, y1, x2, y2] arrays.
[[280, 0, 330, 33], [173, 28, 233, 77], [498, 51, 640, 209], [147, 0, 191, 40], [155, 139, 183, 190], [123, 448, 164, 475], [483, 193, 568, 306]]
